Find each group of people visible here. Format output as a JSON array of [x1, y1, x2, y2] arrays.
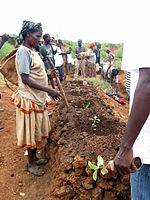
[[1, 18, 150, 199], [74, 39, 101, 80], [40, 35, 73, 88]]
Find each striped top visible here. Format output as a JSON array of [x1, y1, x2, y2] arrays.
[[125, 71, 131, 96]]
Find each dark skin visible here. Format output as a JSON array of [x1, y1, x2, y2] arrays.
[[0, 34, 9, 49], [43, 34, 57, 89], [22, 31, 62, 176], [22, 31, 61, 100], [114, 68, 150, 175]]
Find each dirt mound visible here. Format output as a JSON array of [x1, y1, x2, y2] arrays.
[[49, 80, 130, 200]]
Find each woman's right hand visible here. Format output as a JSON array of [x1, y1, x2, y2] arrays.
[[48, 89, 62, 101]]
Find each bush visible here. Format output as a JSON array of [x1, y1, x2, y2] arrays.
[[0, 42, 14, 61]]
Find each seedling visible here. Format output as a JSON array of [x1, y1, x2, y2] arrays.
[[83, 102, 91, 109], [89, 116, 100, 131], [72, 83, 80, 95], [88, 155, 108, 181], [75, 86, 81, 95]]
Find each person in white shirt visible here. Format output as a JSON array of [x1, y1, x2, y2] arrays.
[[114, 6, 150, 197], [54, 42, 63, 82]]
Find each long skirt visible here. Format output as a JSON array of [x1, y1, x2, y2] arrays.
[[11, 93, 51, 149]]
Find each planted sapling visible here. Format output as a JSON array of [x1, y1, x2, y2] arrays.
[[83, 101, 91, 109], [88, 155, 108, 181], [89, 115, 100, 131], [75, 85, 81, 95]]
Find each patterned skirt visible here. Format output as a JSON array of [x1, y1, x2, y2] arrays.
[[11, 92, 52, 149]]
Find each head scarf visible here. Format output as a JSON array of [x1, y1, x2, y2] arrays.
[[88, 42, 95, 49], [16, 20, 43, 45]]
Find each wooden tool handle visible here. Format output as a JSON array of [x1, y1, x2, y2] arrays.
[[46, 56, 69, 109]]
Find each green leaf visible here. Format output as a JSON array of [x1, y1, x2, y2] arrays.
[[85, 102, 91, 109], [93, 170, 98, 181], [88, 161, 98, 170], [93, 128, 96, 131], [97, 155, 104, 167], [89, 118, 94, 121], [101, 168, 108, 176]]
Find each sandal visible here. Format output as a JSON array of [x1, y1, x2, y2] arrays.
[[34, 158, 48, 166], [26, 163, 45, 176]]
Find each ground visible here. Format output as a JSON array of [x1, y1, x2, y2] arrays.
[[0, 72, 130, 200]]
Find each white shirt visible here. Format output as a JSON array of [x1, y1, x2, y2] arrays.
[[122, 47, 150, 164], [68, 53, 74, 65], [53, 46, 63, 67], [88, 48, 96, 63]]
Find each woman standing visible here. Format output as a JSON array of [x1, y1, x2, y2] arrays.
[[87, 43, 96, 77], [11, 21, 61, 176]]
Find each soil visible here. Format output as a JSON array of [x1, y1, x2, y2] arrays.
[[0, 71, 130, 200]]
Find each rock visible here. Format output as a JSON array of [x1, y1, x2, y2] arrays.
[[103, 191, 115, 200], [18, 181, 23, 187], [72, 155, 87, 175], [10, 173, 14, 177], [19, 192, 25, 197], [97, 178, 113, 190], [82, 176, 94, 190], [92, 187, 102, 200]]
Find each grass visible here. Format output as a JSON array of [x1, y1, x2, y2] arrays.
[[0, 42, 14, 61], [86, 77, 112, 93]]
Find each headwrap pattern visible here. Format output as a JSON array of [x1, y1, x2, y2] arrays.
[[16, 20, 42, 45], [88, 42, 95, 49]]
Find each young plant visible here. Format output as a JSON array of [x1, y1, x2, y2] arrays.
[[88, 155, 108, 181], [83, 101, 91, 109], [75, 85, 80, 95], [89, 115, 100, 131], [73, 83, 80, 95]]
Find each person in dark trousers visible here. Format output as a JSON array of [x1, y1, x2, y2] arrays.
[[40, 34, 57, 88], [94, 43, 101, 66]]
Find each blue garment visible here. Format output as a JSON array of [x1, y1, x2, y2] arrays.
[[56, 66, 63, 82], [94, 48, 100, 65], [130, 164, 150, 200], [40, 44, 55, 69]]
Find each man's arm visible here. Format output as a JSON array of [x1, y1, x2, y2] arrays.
[[114, 68, 150, 175], [21, 74, 61, 100]]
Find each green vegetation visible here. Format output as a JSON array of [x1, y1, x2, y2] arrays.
[[0, 42, 14, 61], [88, 155, 108, 181], [89, 115, 100, 131], [83, 102, 91, 109], [87, 78, 112, 93], [73, 83, 81, 95]]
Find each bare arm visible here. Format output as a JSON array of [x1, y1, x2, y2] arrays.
[[114, 68, 150, 175], [21, 73, 62, 100]]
